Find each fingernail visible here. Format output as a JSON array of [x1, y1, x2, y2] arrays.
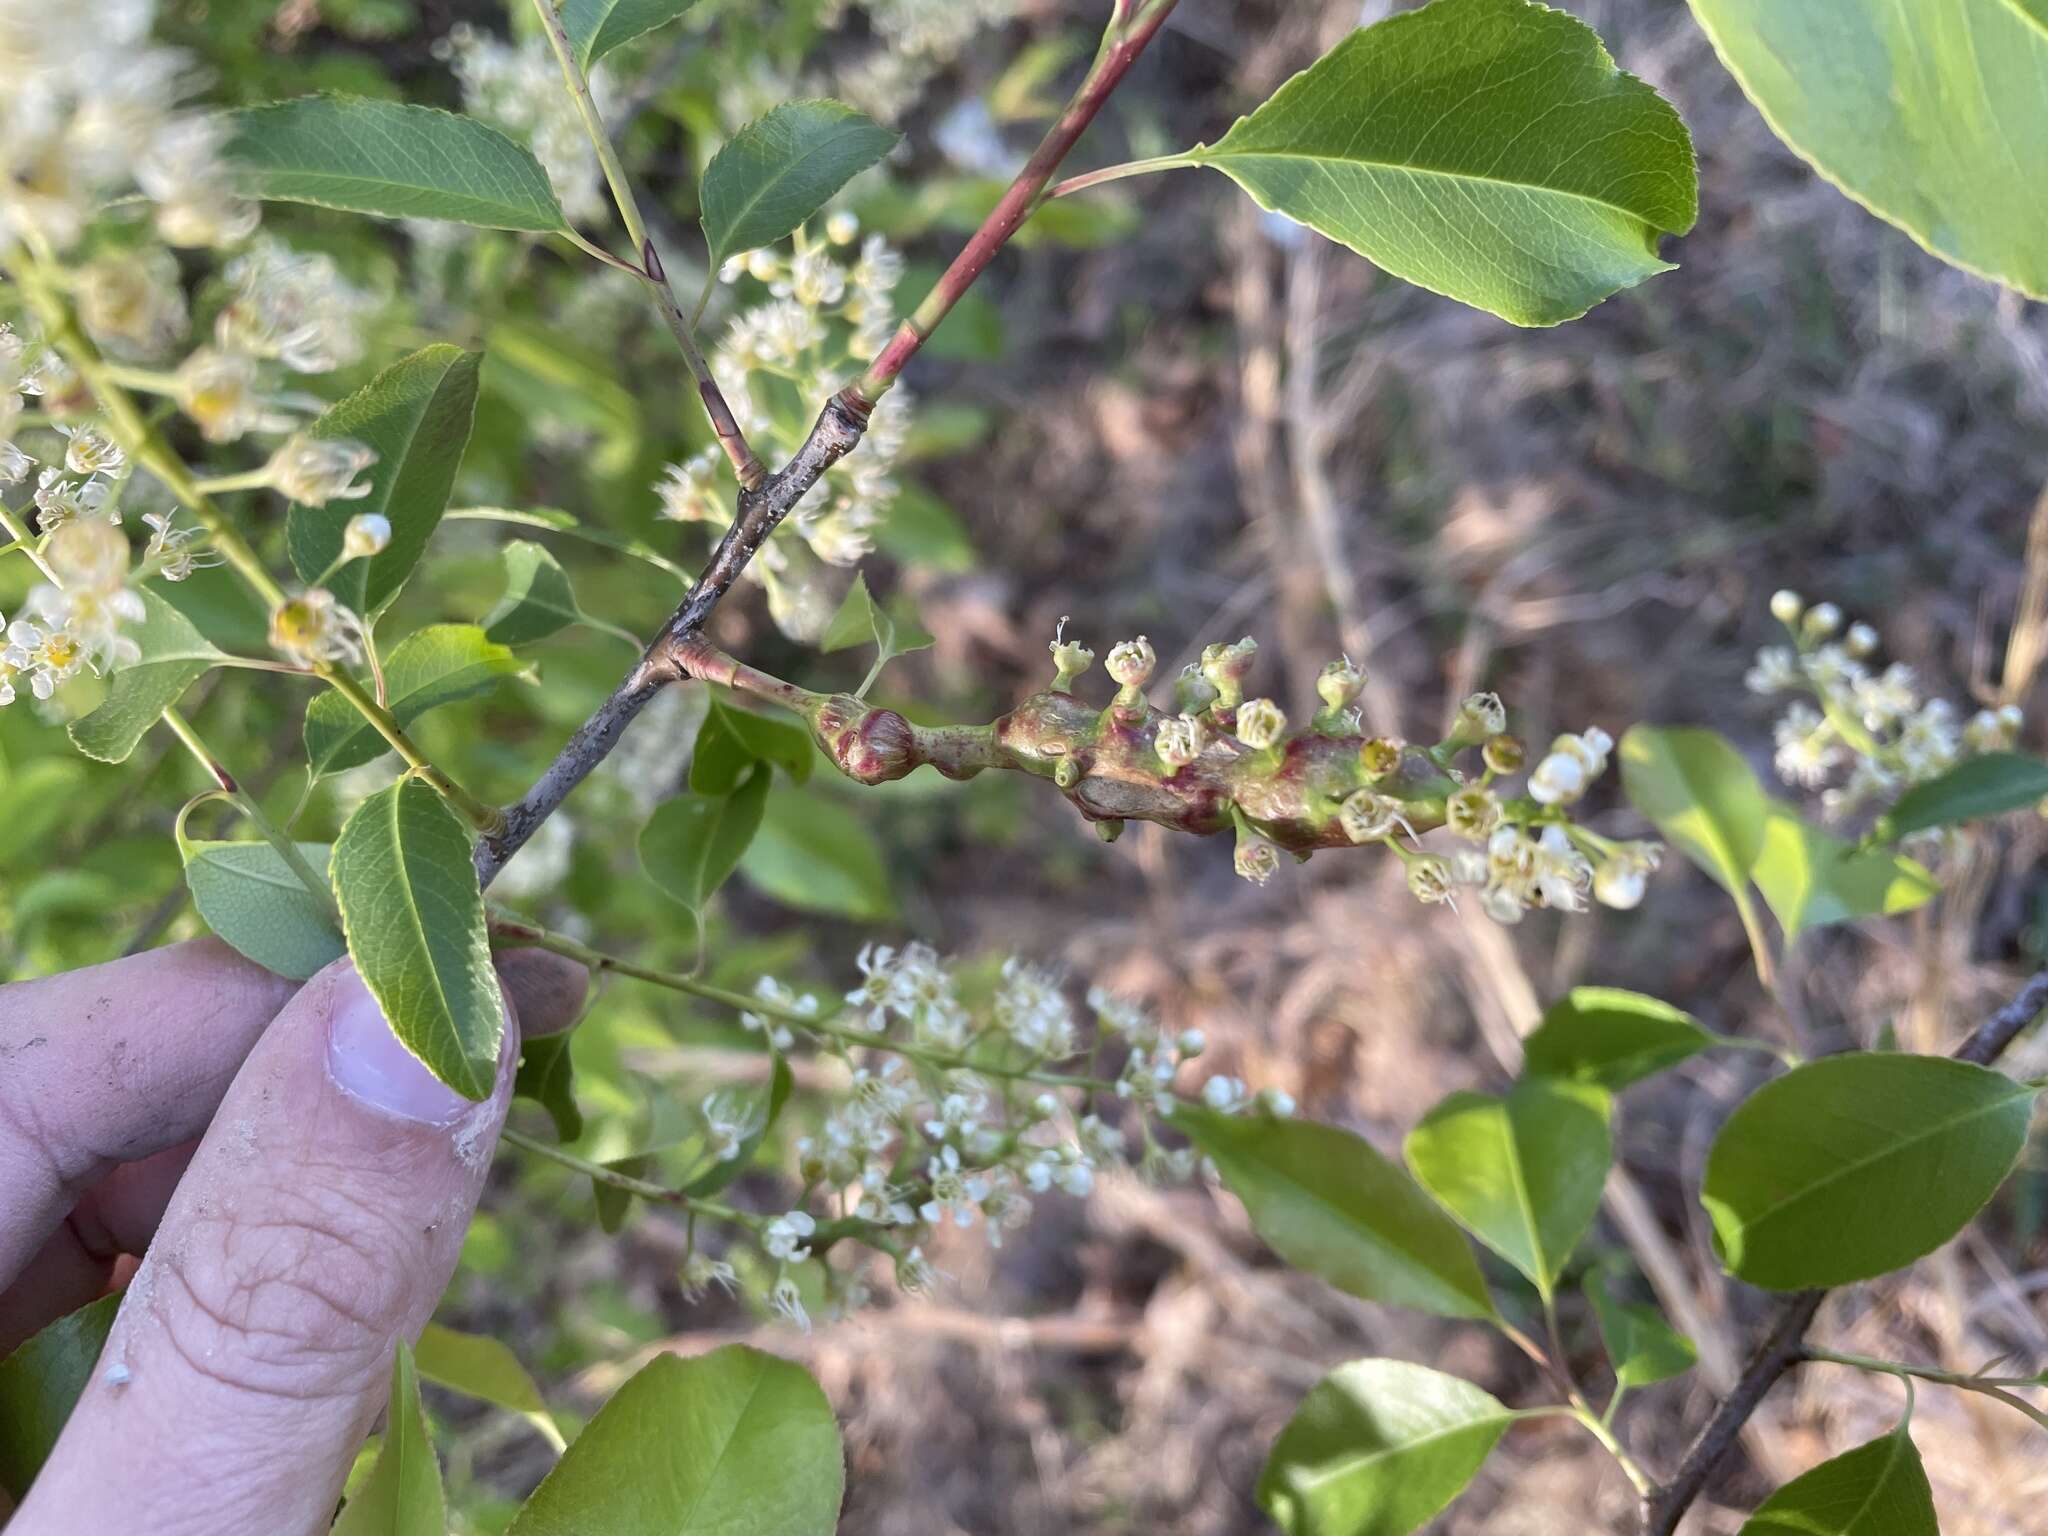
[[325, 963, 479, 1125]]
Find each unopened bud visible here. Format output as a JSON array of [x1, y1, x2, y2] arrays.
[[1317, 658, 1364, 710], [1482, 734, 1526, 774], [744, 248, 781, 281], [1176, 1028, 1206, 1057], [1770, 589, 1803, 626], [1107, 635, 1156, 687], [1236, 698, 1287, 751], [341, 511, 391, 560], [824, 209, 860, 245], [1803, 602, 1842, 638], [1200, 636, 1258, 706], [1844, 622, 1878, 659]]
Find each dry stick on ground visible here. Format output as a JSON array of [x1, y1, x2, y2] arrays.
[[1642, 965, 2048, 1534], [473, 0, 1182, 887]]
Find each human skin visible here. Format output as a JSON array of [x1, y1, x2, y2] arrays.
[[0, 939, 586, 1535]]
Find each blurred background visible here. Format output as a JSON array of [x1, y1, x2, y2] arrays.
[[3, 0, 2046, 1530]]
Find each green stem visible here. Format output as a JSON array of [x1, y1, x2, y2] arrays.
[[318, 668, 503, 834], [162, 721, 340, 923], [190, 469, 273, 495], [500, 1125, 743, 1221], [1804, 1349, 2048, 1434], [1569, 1406, 1655, 1497], [1039, 152, 1194, 203]]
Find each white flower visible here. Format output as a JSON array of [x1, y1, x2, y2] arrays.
[[919, 1144, 990, 1229], [1234, 835, 1279, 885], [895, 1246, 939, 1297], [1235, 698, 1286, 750], [1458, 691, 1506, 738], [1744, 646, 1799, 695], [1773, 703, 1842, 787], [57, 422, 124, 477], [1338, 788, 1402, 844], [763, 1209, 817, 1262], [1155, 713, 1206, 768], [681, 1254, 738, 1301], [1406, 856, 1456, 906], [1201, 1076, 1248, 1112], [216, 239, 376, 374], [268, 434, 377, 506], [175, 348, 288, 443], [268, 589, 365, 666], [992, 957, 1074, 1059], [1592, 842, 1661, 910], [141, 511, 216, 582], [1106, 635, 1155, 687], [770, 1275, 810, 1332]]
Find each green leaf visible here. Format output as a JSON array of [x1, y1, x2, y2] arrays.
[[820, 572, 935, 660], [1751, 808, 1937, 938], [1403, 1077, 1612, 1296], [1738, 1429, 1937, 1536], [1177, 1108, 1496, 1320], [515, 1034, 583, 1143], [287, 346, 483, 614], [739, 784, 895, 920], [638, 764, 770, 912], [560, 0, 701, 69], [700, 101, 899, 265], [1702, 1054, 2037, 1289], [445, 507, 691, 587], [304, 624, 530, 777], [1521, 987, 1716, 1089], [0, 1293, 118, 1500], [593, 1153, 655, 1235], [183, 840, 344, 981], [67, 590, 226, 763], [331, 777, 503, 1101], [1258, 1359, 1509, 1536], [1585, 1271, 1695, 1389], [875, 482, 977, 573], [505, 1346, 843, 1536], [332, 1342, 444, 1536], [481, 539, 631, 647], [689, 699, 815, 793], [224, 96, 567, 231], [1686, 0, 2048, 299], [1875, 751, 2048, 841], [1183, 0, 1696, 327], [413, 1324, 564, 1452], [1619, 725, 1770, 898]]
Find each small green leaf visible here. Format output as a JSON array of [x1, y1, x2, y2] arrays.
[[560, 0, 701, 69], [593, 1153, 655, 1234], [1404, 1078, 1612, 1296], [331, 778, 502, 1101], [505, 1347, 843, 1536], [1686, 0, 2048, 300], [1521, 988, 1717, 1089], [1751, 808, 1937, 938], [183, 840, 344, 981], [1737, 1429, 1937, 1535], [413, 1324, 563, 1452], [287, 346, 482, 614], [700, 101, 898, 265], [739, 784, 895, 920], [1186, 0, 1696, 327], [875, 483, 977, 573], [332, 1342, 444, 1536], [1875, 751, 2048, 841], [638, 764, 770, 912], [225, 96, 567, 230], [1258, 1359, 1510, 1536], [1701, 1054, 2036, 1289], [1585, 1271, 1695, 1389], [690, 699, 815, 793], [67, 590, 225, 763], [305, 625, 529, 777], [0, 1293, 119, 1500], [1178, 1108, 1496, 1320], [481, 540, 631, 647], [515, 1034, 583, 1143], [820, 572, 935, 660], [1619, 725, 1770, 898]]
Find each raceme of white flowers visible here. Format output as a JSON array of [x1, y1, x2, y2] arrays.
[[677, 941, 1292, 1329], [1748, 590, 2022, 826], [655, 213, 912, 640]]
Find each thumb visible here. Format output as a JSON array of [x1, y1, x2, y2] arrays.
[[15, 957, 521, 1536]]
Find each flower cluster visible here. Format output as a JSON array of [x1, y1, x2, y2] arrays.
[[832, 0, 1022, 125], [1747, 591, 2022, 824], [440, 25, 608, 224], [673, 942, 1286, 1330], [656, 213, 912, 640], [1, 518, 143, 706]]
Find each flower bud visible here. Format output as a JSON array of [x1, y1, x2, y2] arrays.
[[1176, 1028, 1206, 1058], [1445, 785, 1501, 841], [341, 512, 391, 560], [1338, 788, 1398, 843], [1107, 635, 1156, 687], [1200, 636, 1258, 706], [1482, 734, 1526, 774], [1201, 1076, 1248, 1112], [1844, 622, 1878, 659], [1457, 691, 1507, 740], [1770, 589, 1803, 626], [46, 516, 130, 592], [1592, 841, 1661, 910], [1155, 713, 1207, 768], [268, 434, 377, 506], [1257, 1088, 1297, 1118], [1803, 601, 1842, 638], [1235, 697, 1286, 750], [824, 209, 860, 245], [1360, 735, 1403, 778], [1317, 658, 1364, 710], [1528, 750, 1587, 805], [744, 248, 781, 281]]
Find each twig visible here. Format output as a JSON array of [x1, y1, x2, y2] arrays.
[[1642, 965, 2048, 1533], [473, 2, 1180, 886]]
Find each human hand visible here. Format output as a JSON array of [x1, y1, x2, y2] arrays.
[[0, 939, 586, 1534]]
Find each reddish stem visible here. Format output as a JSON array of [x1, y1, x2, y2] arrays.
[[853, 0, 1180, 403]]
